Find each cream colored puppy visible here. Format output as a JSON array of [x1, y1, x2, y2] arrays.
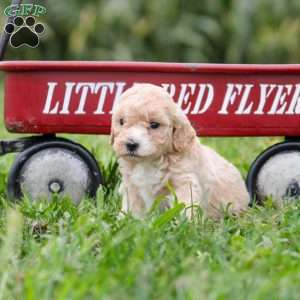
[[111, 84, 249, 219]]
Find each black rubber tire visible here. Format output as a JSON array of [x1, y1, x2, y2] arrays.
[[246, 141, 300, 206], [7, 139, 102, 202]]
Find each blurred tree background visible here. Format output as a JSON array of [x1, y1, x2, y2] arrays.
[[0, 0, 300, 63]]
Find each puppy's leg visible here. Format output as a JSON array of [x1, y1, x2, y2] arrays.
[[120, 183, 145, 218], [119, 182, 129, 215], [173, 182, 204, 219]]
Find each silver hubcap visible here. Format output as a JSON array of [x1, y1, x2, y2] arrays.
[[257, 151, 300, 204], [19, 147, 91, 204]]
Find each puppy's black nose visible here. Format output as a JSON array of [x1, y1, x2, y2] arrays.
[[126, 141, 139, 152]]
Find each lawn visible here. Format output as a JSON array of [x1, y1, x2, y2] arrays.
[[1, 83, 300, 299]]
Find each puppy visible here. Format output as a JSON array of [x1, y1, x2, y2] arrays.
[[111, 84, 249, 219]]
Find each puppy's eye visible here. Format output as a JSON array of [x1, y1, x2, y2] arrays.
[[150, 122, 160, 129], [119, 118, 124, 126]]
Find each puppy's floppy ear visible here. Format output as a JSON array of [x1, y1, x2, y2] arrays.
[[172, 107, 196, 152]]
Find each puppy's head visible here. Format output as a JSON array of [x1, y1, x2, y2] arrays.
[[111, 83, 196, 160]]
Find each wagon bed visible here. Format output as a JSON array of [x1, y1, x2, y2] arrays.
[[1, 61, 300, 137], [2, 61, 300, 204]]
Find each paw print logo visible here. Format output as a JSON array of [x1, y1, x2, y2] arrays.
[[4, 16, 45, 48]]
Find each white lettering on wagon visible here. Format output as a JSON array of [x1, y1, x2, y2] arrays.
[[42, 81, 300, 116], [268, 85, 293, 115], [74, 83, 96, 114], [162, 83, 214, 114], [110, 82, 127, 113], [60, 82, 76, 114], [42, 82, 59, 114], [254, 84, 276, 115], [177, 83, 196, 114], [43, 81, 125, 115], [93, 82, 115, 114], [218, 83, 254, 115], [286, 84, 300, 114], [218, 83, 300, 115], [190, 84, 214, 114]]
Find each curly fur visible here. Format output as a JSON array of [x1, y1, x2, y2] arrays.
[[111, 84, 249, 219]]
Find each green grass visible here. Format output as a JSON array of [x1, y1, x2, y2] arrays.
[[1, 85, 299, 299]]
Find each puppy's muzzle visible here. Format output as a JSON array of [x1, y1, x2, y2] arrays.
[[126, 141, 139, 152]]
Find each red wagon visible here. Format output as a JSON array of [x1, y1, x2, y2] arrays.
[[1, 61, 300, 205], [1, 2, 300, 205]]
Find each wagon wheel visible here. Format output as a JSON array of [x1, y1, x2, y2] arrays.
[[247, 141, 300, 206], [7, 140, 102, 204]]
